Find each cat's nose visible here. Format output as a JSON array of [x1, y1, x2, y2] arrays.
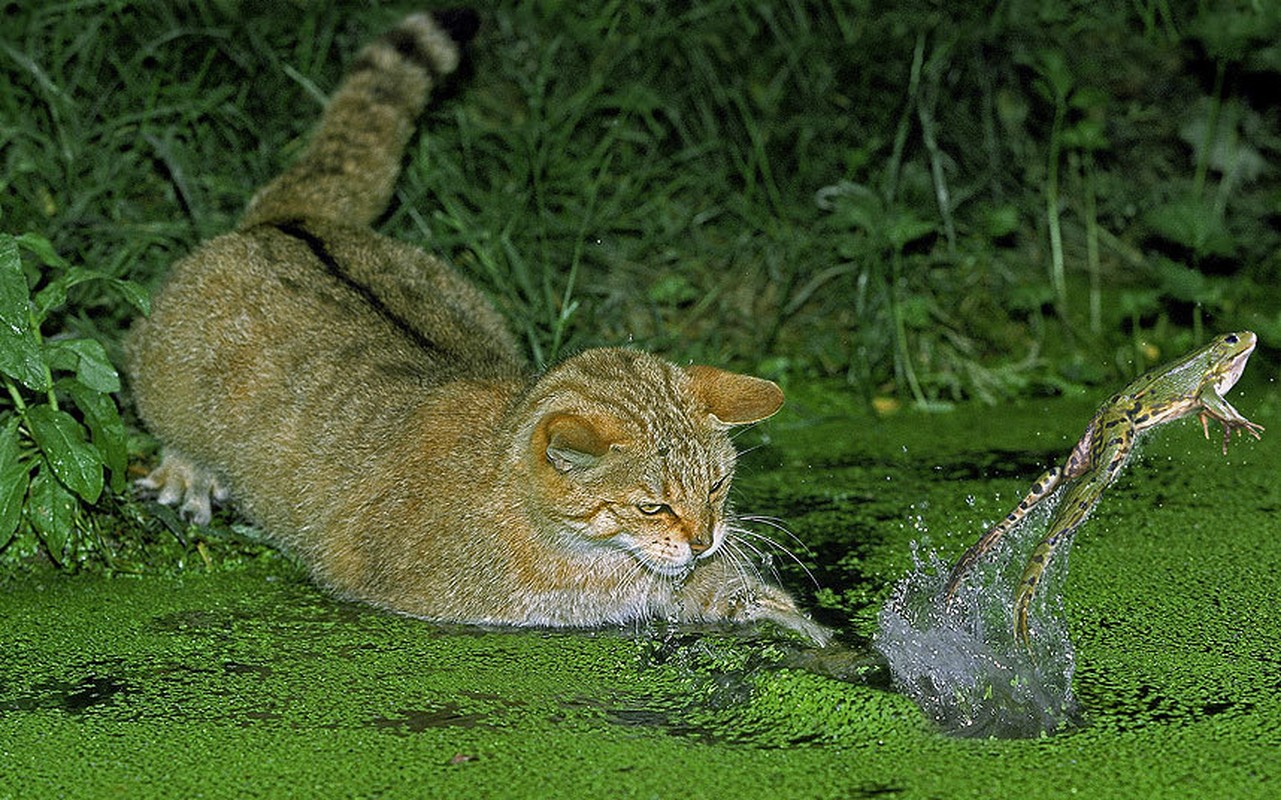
[[689, 527, 713, 555]]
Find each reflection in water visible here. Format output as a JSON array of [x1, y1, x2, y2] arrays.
[[874, 496, 1079, 738]]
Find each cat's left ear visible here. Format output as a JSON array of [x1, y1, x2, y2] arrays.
[[685, 366, 784, 426], [541, 412, 623, 473]]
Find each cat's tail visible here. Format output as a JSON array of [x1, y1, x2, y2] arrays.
[[240, 9, 479, 229]]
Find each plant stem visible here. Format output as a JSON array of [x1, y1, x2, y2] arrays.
[[1193, 59, 1226, 202], [890, 248, 925, 405], [5, 377, 28, 413], [1082, 152, 1101, 335], [883, 31, 926, 206], [1045, 93, 1067, 317], [917, 45, 956, 255]]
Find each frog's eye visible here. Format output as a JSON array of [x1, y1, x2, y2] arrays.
[[637, 502, 671, 516], [1225, 334, 1239, 344]]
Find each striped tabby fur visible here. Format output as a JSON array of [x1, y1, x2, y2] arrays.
[[127, 10, 828, 644]]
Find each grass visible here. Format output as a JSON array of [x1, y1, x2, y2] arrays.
[[1, 0, 1280, 570], [7, 1, 1281, 376]]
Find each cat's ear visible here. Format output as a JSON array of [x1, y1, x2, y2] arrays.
[[685, 365, 784, 426], [541, 413, 621, 473]]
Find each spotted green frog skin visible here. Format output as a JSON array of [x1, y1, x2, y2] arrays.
[[943, 332, 1265, 644]]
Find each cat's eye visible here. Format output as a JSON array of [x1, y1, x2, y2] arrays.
[[636, 502, 671, 516], [709, 475, 729, 495]]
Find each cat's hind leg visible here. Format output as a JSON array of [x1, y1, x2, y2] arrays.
[[137, 450, 230, 525]]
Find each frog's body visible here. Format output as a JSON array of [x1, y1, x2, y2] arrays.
[[944, 332, 1264, 643]]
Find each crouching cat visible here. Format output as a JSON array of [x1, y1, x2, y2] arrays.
[[127, 10, 829, 645]]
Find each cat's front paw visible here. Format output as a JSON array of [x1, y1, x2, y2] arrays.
[[137, 451, 229, 525], [743, 586, 834, 647], [683, 578, 833, 647]]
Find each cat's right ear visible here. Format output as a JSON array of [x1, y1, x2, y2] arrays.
[[685, 365, 784, 426], [540, 413, 620, 473]]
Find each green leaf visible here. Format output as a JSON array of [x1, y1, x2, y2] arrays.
[[25, 404, 104, 504], [27, 463, 75, 565], [1032, 49, 1073, 104], [1061, 119, 1109, 152], [15, 233, 69, 269], [1069, 86, 1110, 113], [1144, 197, 1235, 259], [33, 280, 67, 321], [43, 338, 121, 393], [884, 212, 935, 251], [61, 379, 127, 494], [26, 261, 149, 321], [0, 233, 50, 391], [647, 274, 700, 306], [1151, 257, 1226, 307], [110, 277, 151, 316], [33, 265, 105, 320], [980, 204, 1020, 239], [898, 295, 933, 328], [0, 418, 29, 548]]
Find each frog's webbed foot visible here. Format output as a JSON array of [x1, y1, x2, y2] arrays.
[[1199, 409, 1265, 455], [136, 450, 230, 525]]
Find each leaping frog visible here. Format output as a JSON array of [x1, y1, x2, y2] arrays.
[[944, 331, 1264, 644]]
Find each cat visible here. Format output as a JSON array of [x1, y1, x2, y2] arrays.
[[126, 10, 829, 645]]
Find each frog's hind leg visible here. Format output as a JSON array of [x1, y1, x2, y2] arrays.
[[137, 449, 230, 525], [1011, 470, 1109, 644], [944, 466, 1064, 601]]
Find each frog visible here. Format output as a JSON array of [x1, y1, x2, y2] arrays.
[[942, 331, 1264, 644]]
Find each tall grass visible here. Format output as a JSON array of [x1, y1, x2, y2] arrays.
[[4, 0, 1279, 397]]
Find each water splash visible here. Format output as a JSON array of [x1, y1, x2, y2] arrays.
[[873, 496, 1079, 738]]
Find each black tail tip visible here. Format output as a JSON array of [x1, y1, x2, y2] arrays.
[[434, 8, 480, 45]]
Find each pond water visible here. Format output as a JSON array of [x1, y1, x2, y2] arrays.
[[2, 381, 1279, 798]]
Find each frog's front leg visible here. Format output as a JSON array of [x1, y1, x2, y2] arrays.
[[1197, 392, 1264, 454]]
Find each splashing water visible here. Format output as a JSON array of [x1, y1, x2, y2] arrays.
[[873, 493, 1080, 738]]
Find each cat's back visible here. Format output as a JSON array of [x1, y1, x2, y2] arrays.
[[129, 219, 524, 469]]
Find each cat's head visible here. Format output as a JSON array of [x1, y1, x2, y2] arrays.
[[515, 348, 783, 578]]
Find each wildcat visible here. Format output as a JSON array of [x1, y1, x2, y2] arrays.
[[127, 10, 829, 645]]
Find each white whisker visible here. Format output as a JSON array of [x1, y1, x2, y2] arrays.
[[606, 554, 652, 619], [718, 538, 761, 593], [723, 537, 772, 587], [737, 513, 813, 554], [728, 522, 820, 589]]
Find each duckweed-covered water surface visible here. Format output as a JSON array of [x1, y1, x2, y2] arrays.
[[3, 384, 1279, 799]]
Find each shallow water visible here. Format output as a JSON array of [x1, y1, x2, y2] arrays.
[[3, 382, 1280, 798]]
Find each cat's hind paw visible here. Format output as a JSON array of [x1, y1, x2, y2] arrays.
[[137, 451, 229, 525]]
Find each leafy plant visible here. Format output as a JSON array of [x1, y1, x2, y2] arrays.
[[0, 232, 148, 565]]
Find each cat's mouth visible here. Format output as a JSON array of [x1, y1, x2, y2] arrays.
[[612, 525, 724, 580], [632, 541, 720, 580]]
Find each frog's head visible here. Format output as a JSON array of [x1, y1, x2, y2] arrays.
[[1209, 331, 1257, 396]]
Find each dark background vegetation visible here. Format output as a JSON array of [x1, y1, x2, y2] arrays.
[[2, 0, 1279, 570]]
